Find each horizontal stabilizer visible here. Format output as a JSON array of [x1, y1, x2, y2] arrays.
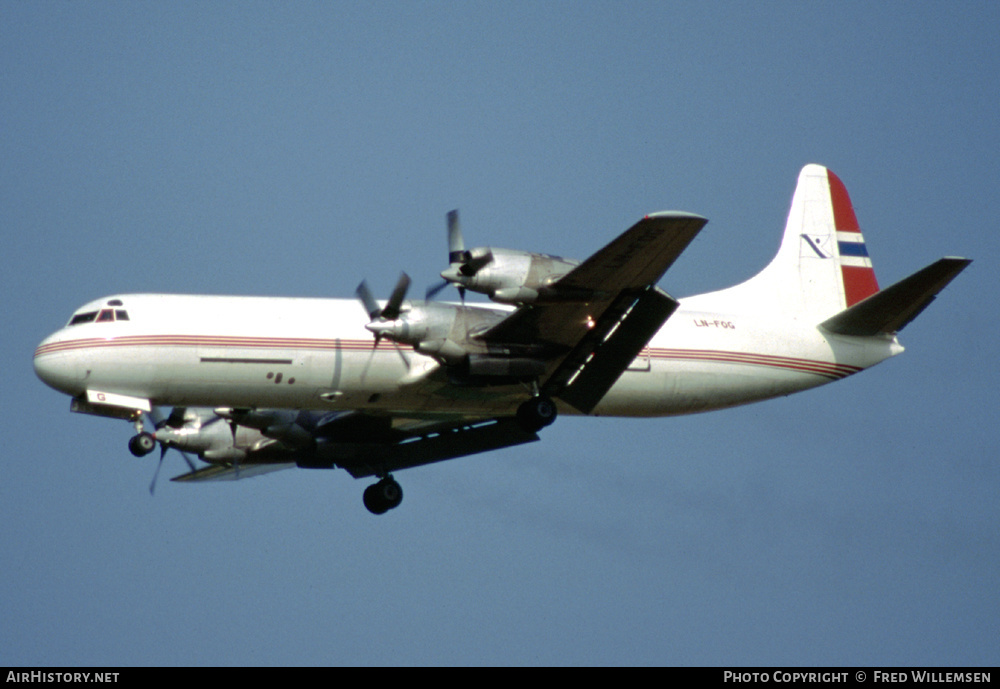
[[820, 257, 971, 337]]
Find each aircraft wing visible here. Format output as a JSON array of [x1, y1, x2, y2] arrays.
[[300, 414, 540, 479], [482, 211, 707, 412], [167, 410, 540, 483]]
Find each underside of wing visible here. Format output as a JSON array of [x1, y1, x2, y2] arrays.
[[301, 414, 540, 479], [171, 462, 296, 482], [166, 409, 540, 482]]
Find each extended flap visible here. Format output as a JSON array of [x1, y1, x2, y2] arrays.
[[547, 287, 679, 414]]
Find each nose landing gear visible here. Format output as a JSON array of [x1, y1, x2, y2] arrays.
[[363, 475, 404, 515], [128, 431, 157, 457]]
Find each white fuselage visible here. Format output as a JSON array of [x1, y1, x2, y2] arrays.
[[33, 292, 902, 419]]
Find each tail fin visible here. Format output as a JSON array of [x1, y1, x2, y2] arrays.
[[685, 164, 881, 320], [764, 164, 881, 316]]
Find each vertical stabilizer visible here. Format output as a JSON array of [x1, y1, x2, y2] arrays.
[[685, 165, 880, 321]]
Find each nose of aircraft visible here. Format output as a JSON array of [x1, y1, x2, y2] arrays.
[[33, 335, 87, 395]]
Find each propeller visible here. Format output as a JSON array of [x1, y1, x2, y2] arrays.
[[431, 210, 493, 302], [425, 279, 450, 300], [357, 272, 410, 328], [425, 212, 459, 300], [355, 273, 412, 374], [146, 407, 197, 495], [447, 209, 465, 263], [148, 444, 167, 496], [226, 417, 240, 479]]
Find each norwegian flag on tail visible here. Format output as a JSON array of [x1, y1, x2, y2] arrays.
[[827, 169, 880, 306]]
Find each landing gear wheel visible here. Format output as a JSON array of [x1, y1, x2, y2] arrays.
[[128, 432, 157, 457], [516, 395, 558, 433], [363, 476, 404, 515]]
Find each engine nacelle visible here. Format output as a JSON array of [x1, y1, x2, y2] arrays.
[[215, 408, 297, 430], [442, 247, 579, 304], [154, 414, 259, 463], [415, 337, 468, 366], [491, 286, 540, 304], [262, 422, 315, 450]]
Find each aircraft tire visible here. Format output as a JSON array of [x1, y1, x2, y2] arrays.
[[363, 477, 403, 515], [516, 395, 557, 433], [128, 432, 156, 457]]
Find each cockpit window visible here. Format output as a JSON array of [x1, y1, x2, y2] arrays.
[[69, 311, 98, 325], [68, 308, 130, 326]]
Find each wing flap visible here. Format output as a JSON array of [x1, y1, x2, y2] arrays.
[[480, 212, 703, 412], [547, 287, 679, 413], [303, 418, 540, 479]]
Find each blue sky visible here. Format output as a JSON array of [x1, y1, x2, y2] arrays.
[[3, 2, 997, 666]]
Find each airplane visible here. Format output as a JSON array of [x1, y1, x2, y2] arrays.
[[33, 164, 970, 514]]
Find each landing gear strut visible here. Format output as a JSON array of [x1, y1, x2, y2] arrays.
[[363, 475, 404, 515], [128, 432, 156, 457], [516, 395, 557, 433]]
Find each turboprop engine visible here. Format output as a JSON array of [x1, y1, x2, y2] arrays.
[[355, 273, 548, 382], [151, 410, 261, 463], [149, 408, 317, 465], [430, 210, 580, 304]]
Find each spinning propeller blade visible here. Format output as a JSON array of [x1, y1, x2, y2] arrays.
[[447, 209, 464, 262], [382, 272, 411, 321], [355, 273, 413, 374], [355, 280, 381, 321], [441, 210, 491, 298], [356, 273, 411, 323], [146, 407, 197, 494]]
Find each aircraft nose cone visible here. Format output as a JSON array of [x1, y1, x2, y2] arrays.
[[33, 337, 87, 395]]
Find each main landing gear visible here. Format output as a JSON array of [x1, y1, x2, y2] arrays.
[[516, 394, 558, 433], [363, 475, 404, 515], [361, 395, 557, 515]]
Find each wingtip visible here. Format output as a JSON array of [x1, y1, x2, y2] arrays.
[[643, 210, 708, 223]]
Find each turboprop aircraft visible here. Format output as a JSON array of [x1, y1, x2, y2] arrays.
[[34, 165, 970, 514]]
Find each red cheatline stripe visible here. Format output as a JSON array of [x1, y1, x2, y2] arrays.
[[647, 347, 861, 380], [34, 335, 391, 357], [35, 338, 862, 381]]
